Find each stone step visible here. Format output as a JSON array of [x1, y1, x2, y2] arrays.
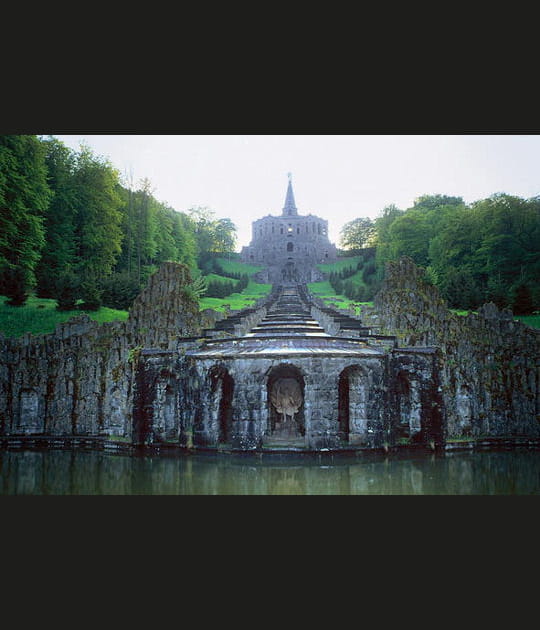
[[249, 330, 326, 335], [256, 319, 321, 324]]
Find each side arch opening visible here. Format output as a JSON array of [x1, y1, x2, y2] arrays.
[[208, 365, 235, 444], [396, 372, 412, 440], [337, 365, 373, 445], [337, 370, 350, 442]]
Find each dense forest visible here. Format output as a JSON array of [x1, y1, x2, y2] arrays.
[[338, 194, 540, 314], [0, 135, 237, 310], [1, 135, 539, 315]]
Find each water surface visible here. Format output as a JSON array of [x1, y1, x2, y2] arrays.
[[1, 448, 539, 494]]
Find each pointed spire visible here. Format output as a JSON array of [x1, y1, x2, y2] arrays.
[[282, 172, 298, 216]]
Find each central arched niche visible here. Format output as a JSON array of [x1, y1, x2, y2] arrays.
[[208, 365, 235, 444], [266, 364, 305, 442]]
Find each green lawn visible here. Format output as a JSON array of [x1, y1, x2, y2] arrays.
[[307, 281, 372, 315], [199, 280, 272, 312], [0, 295, 129, 338]]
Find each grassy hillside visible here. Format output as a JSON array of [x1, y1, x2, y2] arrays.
[[337, 268, 369, 291], [451, 309, 540, 329], [316, 256, 362, 274], [515, 314, 540, 329], [316, 254, 377, 303], [214, 257, 263, 276], [204, 272, 240, 286], [3, 282, 536, 339], [0, 295, 129, 338], [0, 277, 274, 337], [0, 254, 272, 338], [199, 257, 270, 311]]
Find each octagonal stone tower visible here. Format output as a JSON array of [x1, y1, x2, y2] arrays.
[[240, 174, 338, 283]]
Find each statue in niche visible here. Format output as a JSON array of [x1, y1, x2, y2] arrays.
[[270, 378, 303, 435]]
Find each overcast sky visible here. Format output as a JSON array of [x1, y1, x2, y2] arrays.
[[53, 134, 540, 250]]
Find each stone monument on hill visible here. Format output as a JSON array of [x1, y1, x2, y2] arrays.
[[240, 174, 338, 283]]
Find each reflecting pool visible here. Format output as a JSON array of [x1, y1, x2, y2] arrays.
[[1, 447, 539, 494]]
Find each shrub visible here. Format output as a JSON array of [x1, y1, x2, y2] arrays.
[[100, 272, 143, 310], [512, 283, 534, 315], [0, 268, 31, 306], [80, 278, 103, 311], [54, 269, 79, 311]]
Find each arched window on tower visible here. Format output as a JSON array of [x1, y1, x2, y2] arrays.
[[287, 242, 294, 252], [317, 224, 321, 235]]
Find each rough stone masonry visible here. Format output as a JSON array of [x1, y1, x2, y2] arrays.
[[364, 257, 540, 440], [1, 255, 538, 452], [0, 262, 201, 441]]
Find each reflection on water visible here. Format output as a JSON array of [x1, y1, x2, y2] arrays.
[[1, 448, 539, 495]]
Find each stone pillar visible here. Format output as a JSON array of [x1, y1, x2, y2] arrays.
[[304, 360, 341, 450]]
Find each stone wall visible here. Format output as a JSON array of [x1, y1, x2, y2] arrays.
[[2, 255, 537, 450], [134, 347, 444, 450], [365, 257, 540, 438], [0, 262, 201, 439]]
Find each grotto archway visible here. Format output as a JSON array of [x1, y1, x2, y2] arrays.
[[396, 372, 412, 440], [132, 368, 180, 445], [208, 365, 235, 445], [337, 365, 372, 445], [266, 364, 305, 441], [337, 369, 351, 442]]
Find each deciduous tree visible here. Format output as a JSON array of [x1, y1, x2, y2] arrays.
[[0, 135, 51, 304]]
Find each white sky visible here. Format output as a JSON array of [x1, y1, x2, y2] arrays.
[[52, 134, 540, 251]]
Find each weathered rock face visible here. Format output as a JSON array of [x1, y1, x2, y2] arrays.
[[126, 261, 202, 348], [0, 262, 201, 438], [365, 257, 540, 438]]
